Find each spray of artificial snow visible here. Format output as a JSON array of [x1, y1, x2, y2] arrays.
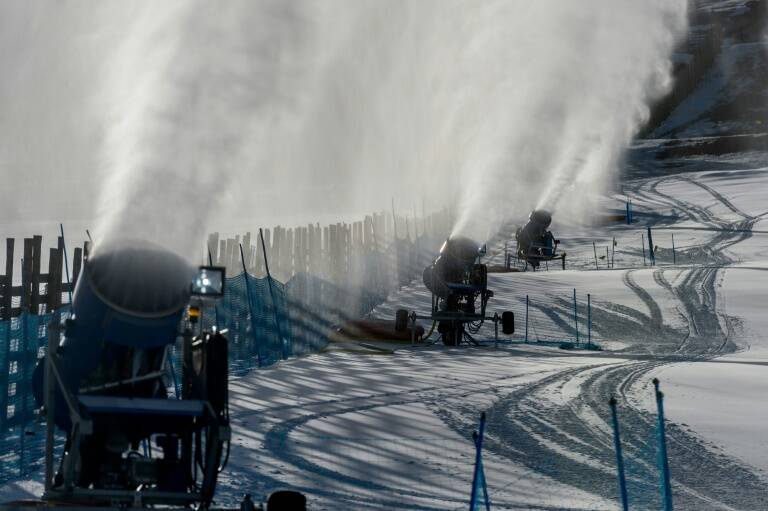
[[86, 0, 688, 255], [450, 1, 688, 238], [95, 1, 318, 258]]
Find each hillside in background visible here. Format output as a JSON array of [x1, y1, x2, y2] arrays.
[[629, 0, 767, 177]]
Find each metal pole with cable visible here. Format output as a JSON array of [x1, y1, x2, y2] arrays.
[[59, 224, 73, 304], [259, 229, 289, 360], [240, 244, 263, 367]]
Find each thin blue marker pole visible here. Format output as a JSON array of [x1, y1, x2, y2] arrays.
[[587, 293, 592, 348], [525, 295, 529, 343], [647, 227, 656, 266], [641, 234, 647, 266], [469, 412, 489, 511], [609, 397, 629, 511], [671, 233, 676, 265], [573, 288, 579, 344], [626, 199, 630, 225], [654, 378, 674, 510]]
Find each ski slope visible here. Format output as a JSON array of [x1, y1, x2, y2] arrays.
[[212, 161, 768, 509], [4, 163, 768, 510]]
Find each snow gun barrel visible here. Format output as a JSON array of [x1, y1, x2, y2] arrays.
[[33, 240, 195, 427], [422, 236, 486, 299]]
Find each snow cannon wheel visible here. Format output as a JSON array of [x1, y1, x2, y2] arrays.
[[267, 490, 307, 511], [395, 309, 409, 332], [501, 311, 515, 335]]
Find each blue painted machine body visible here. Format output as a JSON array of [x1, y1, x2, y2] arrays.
[[33, 241, 194, 429]]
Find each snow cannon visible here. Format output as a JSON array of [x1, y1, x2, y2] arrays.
[[515, 209, 566, 270], [396, 237, 514, 346], [30, 241, 241, 509], [422, 236, 485, 300], [33, 241, 195, 427]]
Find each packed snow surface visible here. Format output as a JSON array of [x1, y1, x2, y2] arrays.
[[4, 161, 768, 509]]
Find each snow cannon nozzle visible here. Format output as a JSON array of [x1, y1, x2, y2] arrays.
[[529, 209, 553, 229], [423, 236, 486, 301]]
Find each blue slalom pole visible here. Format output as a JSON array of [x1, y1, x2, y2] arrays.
[[647, 227, 655, 266], [525, 295, 529, 343], [626, 199, 630, 225], [671, 233, 676, 265], [609, 397, 629, 511], [573, 288, 579, 344], [469, 412, 490, 511], [587, 293, 592, 348], [654, 378, 673, 510]]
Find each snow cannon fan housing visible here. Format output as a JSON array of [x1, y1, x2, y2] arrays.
[[422, 236, 488, 306], [71, 241, 194, 344], [39, 241, 194, 419], [528, 209, 552, 235]]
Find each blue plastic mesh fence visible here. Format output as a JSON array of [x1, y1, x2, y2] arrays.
[[201, 273, 291, 375], [0, 262, 427, 486], [0, 309, 67, 484]]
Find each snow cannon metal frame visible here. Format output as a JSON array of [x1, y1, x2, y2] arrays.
[[395, 237, 514, 346], [514, 209, 566, 271], [32, 242, 237, 510]]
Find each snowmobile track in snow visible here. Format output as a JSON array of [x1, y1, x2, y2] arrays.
[[242, 172, 767, 510], [434, 173, 768, 510]]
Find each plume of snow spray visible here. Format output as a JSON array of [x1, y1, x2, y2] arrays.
[[88, 0, 686, 254], [449, 1, 688, 239], [95, 1, 320, 258]]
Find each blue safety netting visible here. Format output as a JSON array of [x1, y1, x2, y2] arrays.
[[0, 263, 418, 486], [0, 271, 345, 485], [0, 309, 67, 484], [202, 273, 292, 376]]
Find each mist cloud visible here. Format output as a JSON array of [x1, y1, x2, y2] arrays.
[[2, 1, 688, 256]]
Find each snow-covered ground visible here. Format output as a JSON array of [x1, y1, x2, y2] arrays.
[[218, 160, 768, 509], [4, 161, 768, 510], [5, 161, 768, 510]]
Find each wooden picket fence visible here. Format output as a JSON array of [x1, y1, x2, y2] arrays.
[[207, 209, 454, 286], [0, 236, 83, 320]]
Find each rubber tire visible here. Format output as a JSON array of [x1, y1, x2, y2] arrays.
[[501, 311, 515, 335], [267, 490, 307, 511], [395, 309, 409, 332]]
